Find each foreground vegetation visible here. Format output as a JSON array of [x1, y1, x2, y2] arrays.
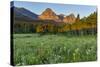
[[13, 33, 97, 66]]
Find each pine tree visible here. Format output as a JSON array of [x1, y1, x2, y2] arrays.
[[76, 14, 80, 22]]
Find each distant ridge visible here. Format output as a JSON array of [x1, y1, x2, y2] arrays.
[[11, 6, 38, 21]]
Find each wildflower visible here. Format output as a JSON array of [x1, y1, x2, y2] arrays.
[[75, 48, 79, 53]]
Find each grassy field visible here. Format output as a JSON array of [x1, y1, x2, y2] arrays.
[[13, 33, 97, 66]]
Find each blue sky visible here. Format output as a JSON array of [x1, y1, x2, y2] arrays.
[[12, 1, 97, 18]]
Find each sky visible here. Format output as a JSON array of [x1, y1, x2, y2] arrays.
[[12, 1, 97, 18]]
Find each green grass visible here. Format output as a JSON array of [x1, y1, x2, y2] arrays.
[[13, 33, 97, 66]]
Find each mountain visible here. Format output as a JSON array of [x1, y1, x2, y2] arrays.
[[11, 6, 38, 21], [11, 6, 77, 23], [39, 8, 77, 23], [58, 14, 64, 21], [63, 13, 76, 23], [38, 8, 59, 21]]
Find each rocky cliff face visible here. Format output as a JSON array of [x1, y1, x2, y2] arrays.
[[39, 8, 77, 23], [63, 13, 76, 23], [58, 14, 64, 21], [39, 8, 59, 21]]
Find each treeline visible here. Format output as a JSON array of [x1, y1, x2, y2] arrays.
[[13, 12, 97, 35]]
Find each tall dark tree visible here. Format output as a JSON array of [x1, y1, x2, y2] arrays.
[[76, 14, 80, 22]]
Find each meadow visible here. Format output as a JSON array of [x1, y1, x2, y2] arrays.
[[13, 33, 97, 66]]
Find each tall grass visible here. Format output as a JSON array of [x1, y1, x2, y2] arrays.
[[13, 34, 97, 66]]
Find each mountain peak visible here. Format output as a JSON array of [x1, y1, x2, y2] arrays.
[[39, 8, 59, 21], [45, 8, 52, 11], [69, 13, 75, 17], [42, 8, 56, 15], [63, 13, 76, 23]]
